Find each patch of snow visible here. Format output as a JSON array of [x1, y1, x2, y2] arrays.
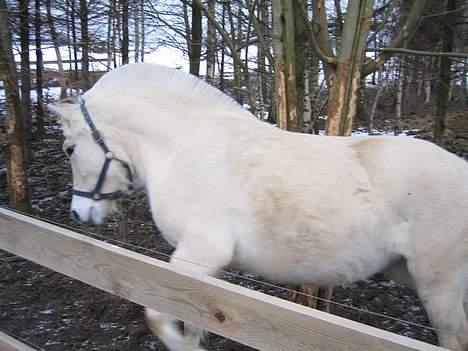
[[39, 309, 54, 315], [44, 340, 62, 346]]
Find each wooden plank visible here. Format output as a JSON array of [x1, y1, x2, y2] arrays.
[[0, 331, 37, 351], [0, 208, 447, 351]]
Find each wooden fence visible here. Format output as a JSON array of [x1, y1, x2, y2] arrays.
[[0, 331, 36, 351], [0, 207, 448, 351]]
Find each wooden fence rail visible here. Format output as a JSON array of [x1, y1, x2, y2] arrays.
[[0, 331, 37, 351], [0, 207, 447, 351]]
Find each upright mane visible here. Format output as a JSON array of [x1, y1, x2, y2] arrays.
[[84, 63, 246, 114]]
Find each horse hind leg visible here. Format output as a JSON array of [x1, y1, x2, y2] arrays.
[[407, 257, 468, 350], [145, 233, 234, 351]]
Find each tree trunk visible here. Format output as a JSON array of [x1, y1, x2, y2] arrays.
[[369, 68, 389, 135], [463, 58, 468, 107], [333, 0, 343, 51], [19, 0, 31, 144], [34, 0, 45, 128], [433, 0, 456, 145], [0, 0, 31, 212], [227, 2, 242, 104], [219, 1, 226, 92], [121, 0, 129, 64], [46, 0, 67, 99], [134, 0, 140, 63], [80, 0, 90, 89], [288, 286, 333, 312], [107, 0, 116, 70], [189, 0, 202, 76], [325, 0, 374, 136], [424, 79, 431, 104], [255, 0, 267, 120], [272, 0, 299, 131], [369, 82, 382, 135], [71, 0, 79, 81], [66, 0, 73, 75], [205, 0, 216, 83], [140, 0, 145, 61], [293, 1, 306, 132], [308, 55, 320, 132], [417, 68, 423, 97], [394, 59, 404, 136]]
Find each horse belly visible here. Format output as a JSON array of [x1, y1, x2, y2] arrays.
[[231, 229, 396, 287]]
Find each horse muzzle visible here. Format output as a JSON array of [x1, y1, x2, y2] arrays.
[[70, 195, 105, 225]]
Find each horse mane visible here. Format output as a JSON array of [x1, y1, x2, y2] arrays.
[[85, 63, 247, 114]]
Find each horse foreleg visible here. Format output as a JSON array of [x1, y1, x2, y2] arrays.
[[146, 233, 234, 351], [145, 309, 205, 351]]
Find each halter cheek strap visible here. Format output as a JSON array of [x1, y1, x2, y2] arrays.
[[72, 101, 133, 201]]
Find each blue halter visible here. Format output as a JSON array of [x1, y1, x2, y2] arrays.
[[72, 100, 133, 201]]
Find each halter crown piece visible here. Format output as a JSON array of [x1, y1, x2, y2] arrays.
[[72, 100, 133, 201]]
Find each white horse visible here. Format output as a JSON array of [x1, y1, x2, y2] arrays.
[[50, 63, 468, 351]]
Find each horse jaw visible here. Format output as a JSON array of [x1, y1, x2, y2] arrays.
[[70, 195, 106, 225]]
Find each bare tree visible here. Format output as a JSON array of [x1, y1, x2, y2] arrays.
[[34, 0, 46, 126], [45, 0, 67, 98], [134, 0, 141, 62], [19, 0, 31, 143], [189, 0, 202, 76], [434, 0, 457, 145], [107, 0, 118, 69], [195, 0, 256, 113], [0, 0, 31, 212], [205, 0, 216, 83], [272, 0, 299, 131], [299, 0, 427, 136], [121, 0, 129, 64], [140, 0, 145, 61], [80, 0, 91, 88]]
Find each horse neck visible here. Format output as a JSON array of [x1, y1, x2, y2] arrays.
[[96, 98, 215, 185], [91, 93, 264, 187]]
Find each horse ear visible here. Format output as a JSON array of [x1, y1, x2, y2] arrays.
[[47, 102, 78, 129], [47, 103, 61, 117]]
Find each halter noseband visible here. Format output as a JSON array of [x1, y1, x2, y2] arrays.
[[72, 100, 133, 201]]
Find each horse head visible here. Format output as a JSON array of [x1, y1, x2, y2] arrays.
[[49, 63, 247, 225], [49, 98, 133, 225]]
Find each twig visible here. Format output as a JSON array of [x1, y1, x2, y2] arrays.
[[367, 47, 468, 58]]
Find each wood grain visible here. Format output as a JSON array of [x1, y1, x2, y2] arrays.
[[0, 208, 448, 351], [0, 331, 37, 351]]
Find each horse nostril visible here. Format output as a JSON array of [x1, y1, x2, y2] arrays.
[[70, 210, 81, 222]]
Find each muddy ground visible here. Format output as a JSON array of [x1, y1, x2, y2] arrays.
[[1, 98, 467, 350]]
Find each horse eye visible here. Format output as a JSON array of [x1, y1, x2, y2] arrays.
[[65, 145, 75, 157]]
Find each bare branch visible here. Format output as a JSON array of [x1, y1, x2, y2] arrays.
[[422, 5, 465, 18], [367, 1, 396, 45], [367, 47, 468, 59], [297, 0, 337, 65], [363, 0, 427, 76], [193, 0, 256, 113], [245, 0, 274, 66]]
